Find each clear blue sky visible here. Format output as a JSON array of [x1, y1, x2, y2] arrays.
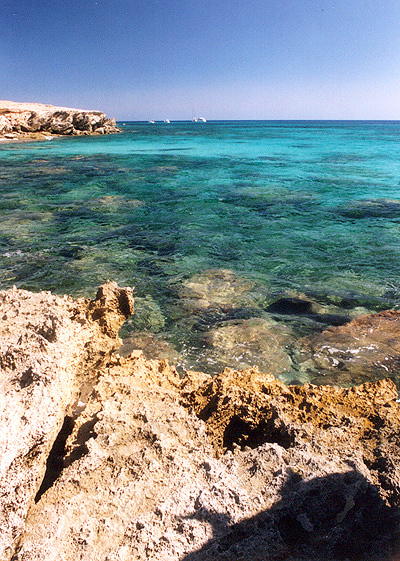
[[1, 0, 400, 120]]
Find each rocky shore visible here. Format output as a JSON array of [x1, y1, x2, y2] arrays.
[[1, 282, 400, 560], [0, 100, 120, 141]]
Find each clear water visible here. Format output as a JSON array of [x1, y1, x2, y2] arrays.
[[1, 121, 400, 382]]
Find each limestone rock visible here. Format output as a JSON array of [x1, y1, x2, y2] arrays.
[[13, 360, 400, 561], [181, 366, 399, 457], [0, 115, 12, 133], [0, 100, 120, 140], [1, 285, 400, 560], [87, 280, 134, 338], [0, 282, 133, 561]]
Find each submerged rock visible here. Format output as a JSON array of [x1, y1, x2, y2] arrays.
[[1, 284, 400, 560], [178, 269, 268, 312], [336, 198, 400, 219], [202, 317, 295, 375], [119, 332, 179, 363], [87, 196, 144, 213], [296, 310, 400, 386], [121, 295, 166, 333]]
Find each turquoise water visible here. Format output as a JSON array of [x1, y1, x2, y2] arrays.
[[1, 120, 400, 381]]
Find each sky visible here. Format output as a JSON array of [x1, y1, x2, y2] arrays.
[[1, 0, 400, 120]]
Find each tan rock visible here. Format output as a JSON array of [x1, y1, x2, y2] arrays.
[[1, 285, 400, 560], [0, 100, 120, 140], [181, 366, 399, 456]]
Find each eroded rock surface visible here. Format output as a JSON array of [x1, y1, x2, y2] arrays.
[[0, 281, 133, 560], [1, 284, 400, 560], [0, 100, 120, 141]]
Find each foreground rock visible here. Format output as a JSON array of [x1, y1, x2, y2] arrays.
[[0, 100, 120, 141], [1, 284, 400, 560], [0, 282, 133, 560]]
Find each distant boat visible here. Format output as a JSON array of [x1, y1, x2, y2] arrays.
[[148, 120, 155, 124], [192, 116, 206, 123], [164, 119, 170, 123]]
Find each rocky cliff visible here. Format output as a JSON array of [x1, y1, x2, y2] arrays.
[[0, 100, 120, 141], [1, 283, 400, 561]]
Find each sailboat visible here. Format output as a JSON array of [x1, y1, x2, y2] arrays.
[[192, 115, 207, 123]]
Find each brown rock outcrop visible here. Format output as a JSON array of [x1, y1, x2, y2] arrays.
[[1, 284, 400, 560], [0, 100, 120, 140]]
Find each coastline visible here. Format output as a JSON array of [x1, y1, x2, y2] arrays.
[[1, 282, 400, 560], [0, 100, 120, 142], [2, 116, 400, 558], [0, 131, 62, 143]]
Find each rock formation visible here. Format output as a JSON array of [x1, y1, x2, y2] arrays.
[[0, 100, 120, 141], [0, 282, 133, 560], [1, 283, 400, 560]]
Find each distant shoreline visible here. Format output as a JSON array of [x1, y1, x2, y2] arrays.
[[0, 100, 120, 143], [117, 118, 400, 124]]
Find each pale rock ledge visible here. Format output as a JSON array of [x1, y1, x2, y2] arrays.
[[0, 100, 120, 141]]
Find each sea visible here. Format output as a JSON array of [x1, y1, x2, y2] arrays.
[[1, 120, 400, 385]]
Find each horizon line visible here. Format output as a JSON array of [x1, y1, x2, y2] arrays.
[[116, 118, 400, 123]]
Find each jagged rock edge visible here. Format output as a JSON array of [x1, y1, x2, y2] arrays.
[[2, 282, 400, 560]]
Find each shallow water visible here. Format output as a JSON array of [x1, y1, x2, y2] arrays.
[[2, 121, 400, 383]]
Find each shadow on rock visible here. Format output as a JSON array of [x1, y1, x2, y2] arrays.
[[181, 468, 400, 561]]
